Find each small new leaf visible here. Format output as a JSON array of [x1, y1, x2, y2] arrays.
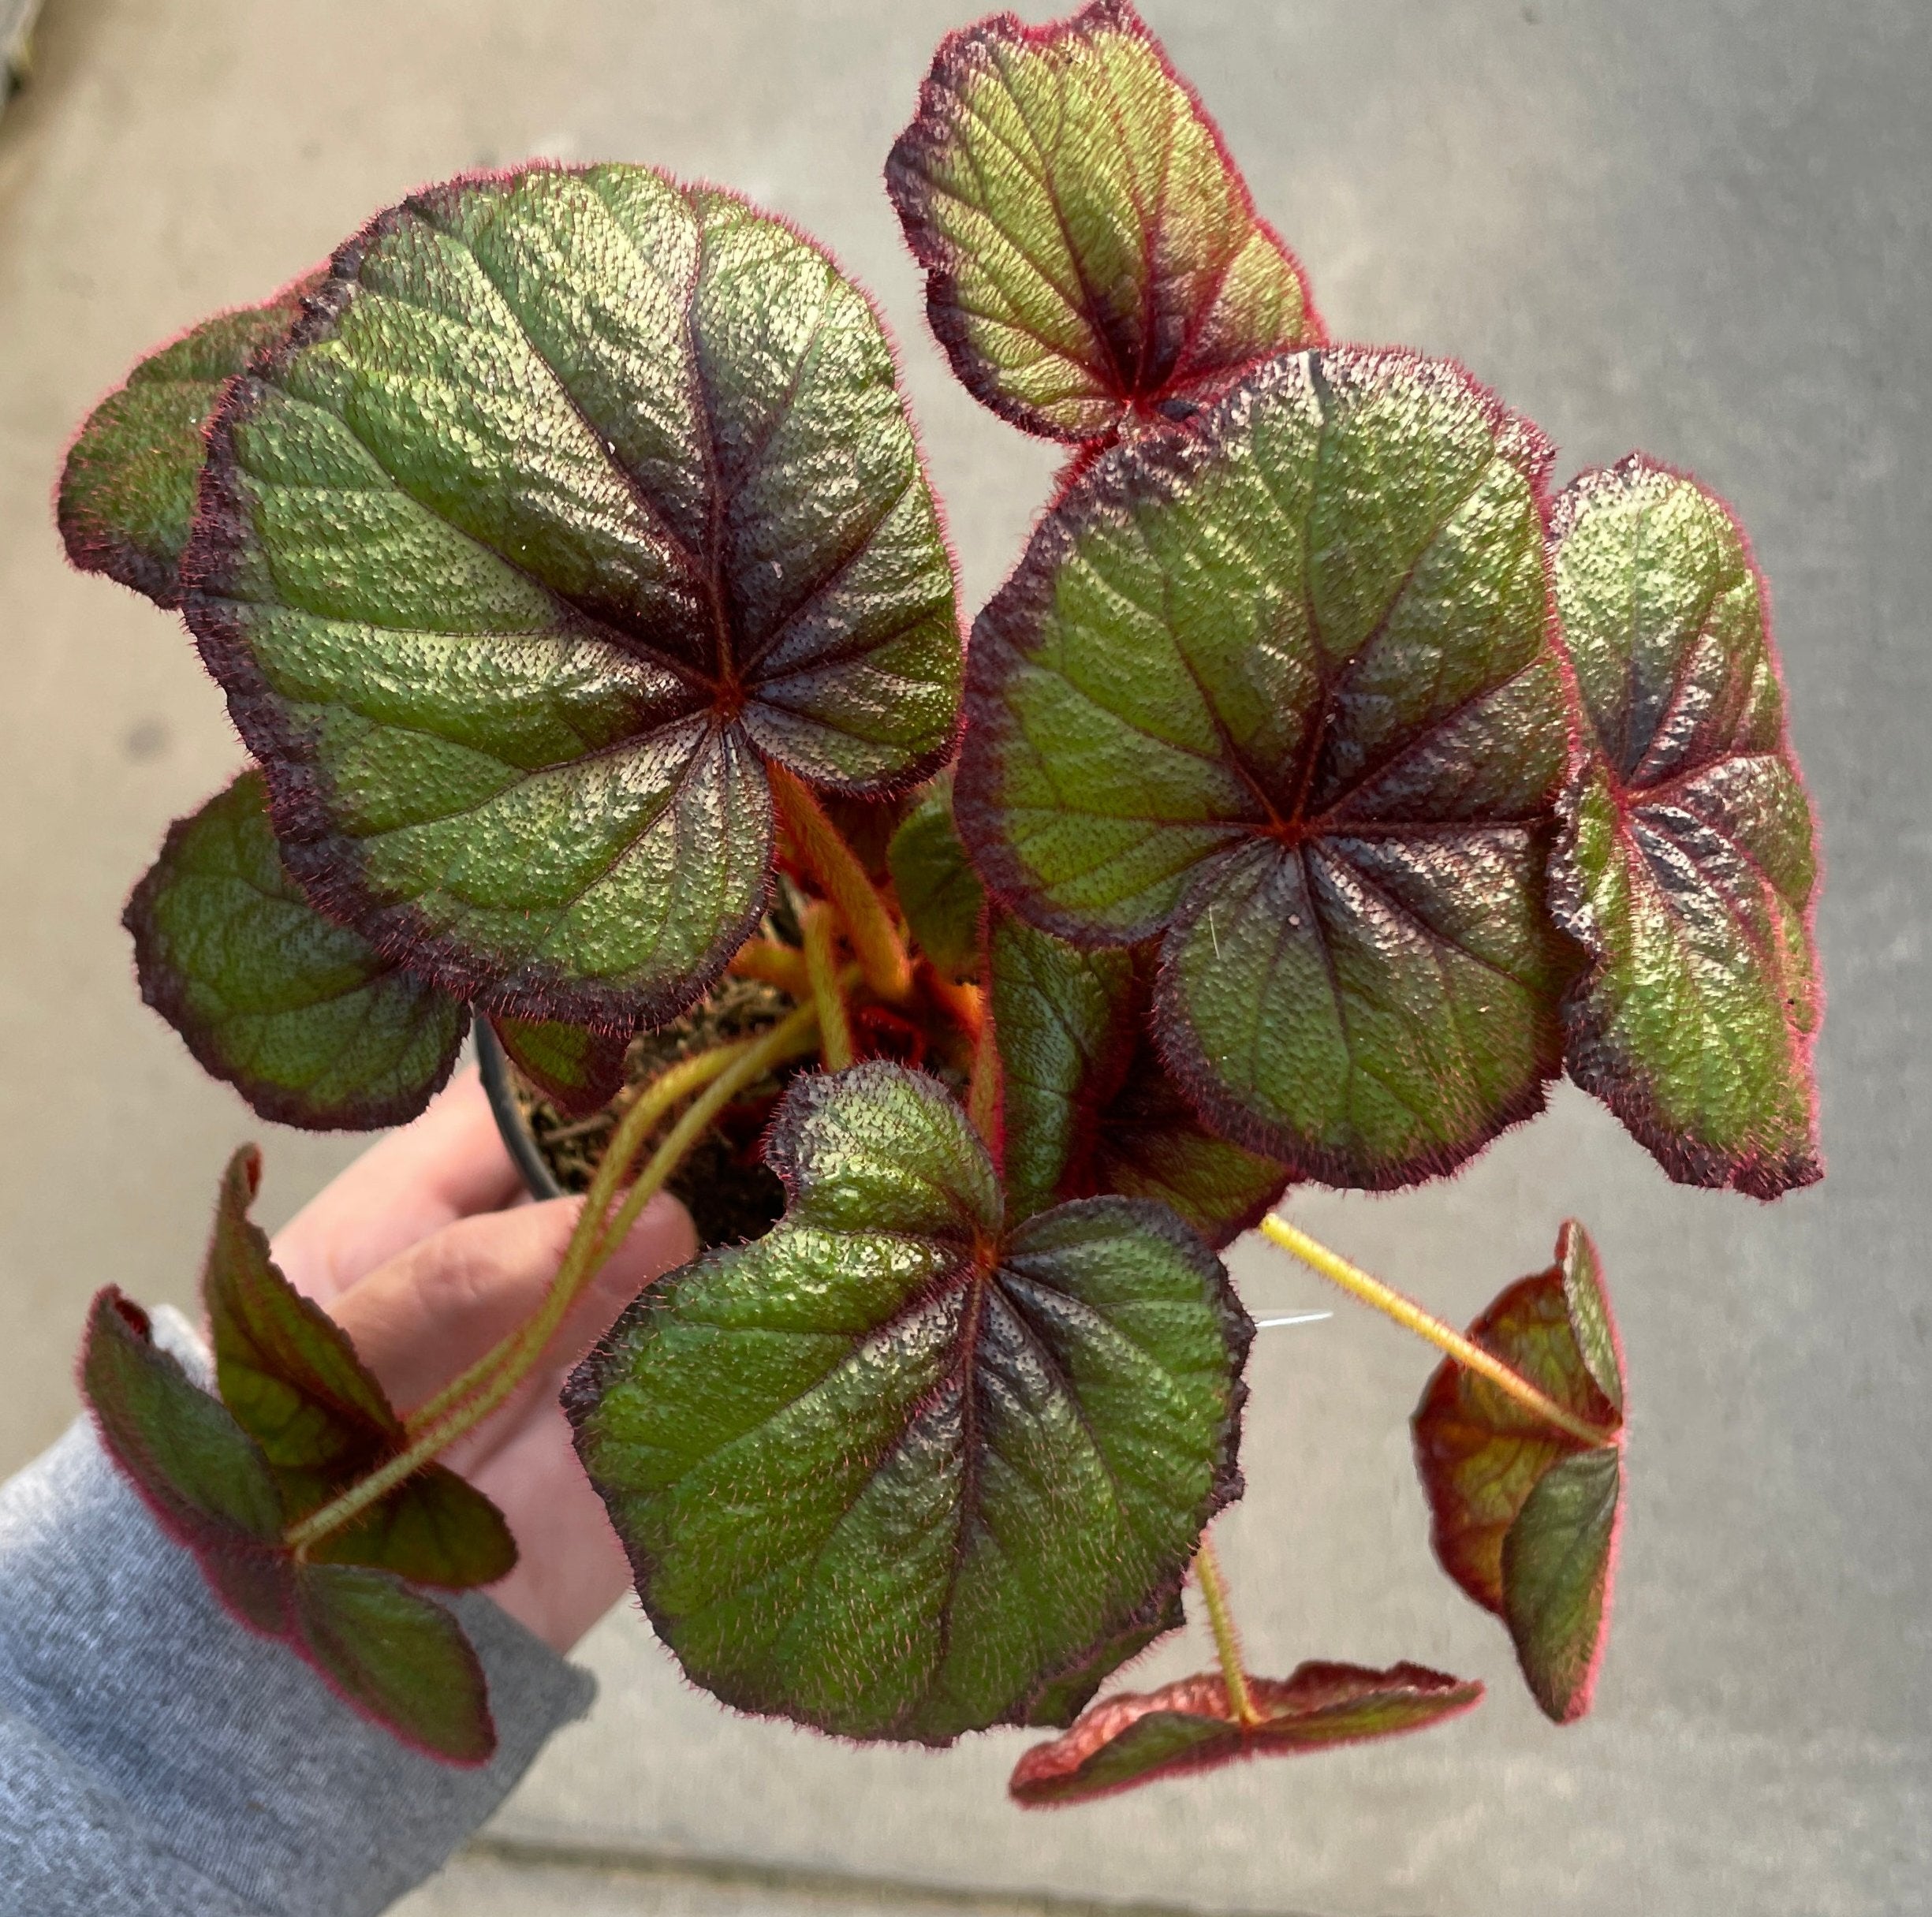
[[886, 772, 986, 981], [203, 1146, 517, 1590], [960, 348, 1572, 1188], [1549, 456, 1822, 1198], [990, 914, 1286, 1245], [58, 286, 312, 606], [186, 163, 960, 1030], [569, 1061, 1251, 1743], [1009, 1662, 1483, 1807], [125, 770, 468, 1129], [79, 1287, 497, 1762], [490, 1015, 632, 1119], [887, 2, 1318, 443], [1412, 1220, 1624, 1723]]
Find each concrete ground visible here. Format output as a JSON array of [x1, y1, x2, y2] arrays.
[[2, 1, 1928, 1911]]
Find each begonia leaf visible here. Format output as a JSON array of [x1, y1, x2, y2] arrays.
[[1009, 1662, 1483, 1807], [203, 1145, 517, 1590], [1412, 1220, 1624, 1723], [959, 348, 1572, 1188], [886, 771, 986, 980], [125, 770, 468, 1130], [185, 162, 961, 1030], [1548, 456, 1822, 1198], [886, 2, 1318, 445], [489, 1014, 631, 1119], [79, 1286, 498, 1762], [58, 285, 312, 607], [292, 1563, 494, 1766], [568, 1061, 1250, 1743], [990, 913, 1285, 1244], [1020, 1587, 1185, 1729]]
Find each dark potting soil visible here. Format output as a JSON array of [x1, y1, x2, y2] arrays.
[[511, 970, 803, 1251]]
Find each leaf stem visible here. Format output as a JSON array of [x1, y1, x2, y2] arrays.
[[965, 1003, 1001, 1149], [921, 963, 983, 1038], [769, 764, 914, 1005], [803, 903, 854, 1070], [286, 1001, 827, 1556], [728, 937, 809, 998], [1194, 1535, 1260, 1730], [1259, 1214, 1617, 1448]]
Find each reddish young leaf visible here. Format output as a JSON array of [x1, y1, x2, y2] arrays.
[[887, 2, 1319, 445], [990, 913, 1287, 1245], [1412, 1221, 1625, 1722], [1009, 1662, 1483, 1807], [185, 163, 960, 1031], [58, 283, 313, 607], [79, 1286, 498, 1763], [1547, 456, 1822, 1198], [203, 1146, 516, 1590], [125, 770, 468, 1131], [489, 1015, 632, 1119], [957, 349, 1574, 1191]]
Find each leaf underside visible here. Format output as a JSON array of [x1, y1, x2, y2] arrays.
[[185, 162, 961, 1029], [990, 913, 1287, 1247], [1009, 1662, 1483, 1806], [568, 1061, 1251, 1744], [1548, 456, 1822, 1199], [80, 1286, 496, 1763], [958, 346, 1573, 1189], [125, 770, 468, 1130], [1412, 1220, 1624, 1723], [58, 286, 314, 607], [886, 0, 1318, 444]]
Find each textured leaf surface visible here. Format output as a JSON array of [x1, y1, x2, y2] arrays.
[[1020, 1589, 1184, 1729], [1549, 456, 1821, 1198], [1009, 1662, 1483, 1806], [569, 1061, 1250, 1743], [125, 771, 468, 1130], [293, 1564, 494, 1765], [887, 771, 986, 980], [490, 1014, 631, 1118], [887, 1, 1317, 443], [1412, 1220, 1624, 1722], [80, 1286, 498, 1762], [59, 288, 311, 606], [960, 348, 1572, 1188], [187, 163, 960, 1027], [990, 914, 1285, 1244], [202, 1145, 516, 1589]]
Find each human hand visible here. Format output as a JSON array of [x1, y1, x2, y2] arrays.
[[268, 1069, 696, 1654]]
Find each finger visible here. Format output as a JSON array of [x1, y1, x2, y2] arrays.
[[271, 1069, 524, 1302], [461, 1403, 635, 1652], [327, 1190, 696, 1419]]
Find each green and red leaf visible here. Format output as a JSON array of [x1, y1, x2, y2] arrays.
[[887, 2, 1319, 445], [959, 347, 1573, 1189], [990, 913, 1286, 1245], [125, 770, 468, 1130], [58, 285, 313, 607], [488, 1015, 631, 1119], [1009, 1662, 1483, 1807], [185, 163, 961, 1030], [886, 771, 987, 981], [1412, 1220, 1624, 1722], [1548, 456, 1822, 1198], [568, 1061, 1251, 1743], [201, 1144, 516, 1590], [79, 1286, 496, 1762]]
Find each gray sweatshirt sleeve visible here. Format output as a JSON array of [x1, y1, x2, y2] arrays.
[[0, 1310, 596, 1916]]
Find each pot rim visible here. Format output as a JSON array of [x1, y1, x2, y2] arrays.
[[475, 1020, 566, 1201]]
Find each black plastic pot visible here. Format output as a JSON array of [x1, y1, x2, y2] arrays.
[[475, 1021, 565, 1201]]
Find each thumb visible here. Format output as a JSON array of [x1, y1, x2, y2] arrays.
[[327, 1191, 698, 1419]]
